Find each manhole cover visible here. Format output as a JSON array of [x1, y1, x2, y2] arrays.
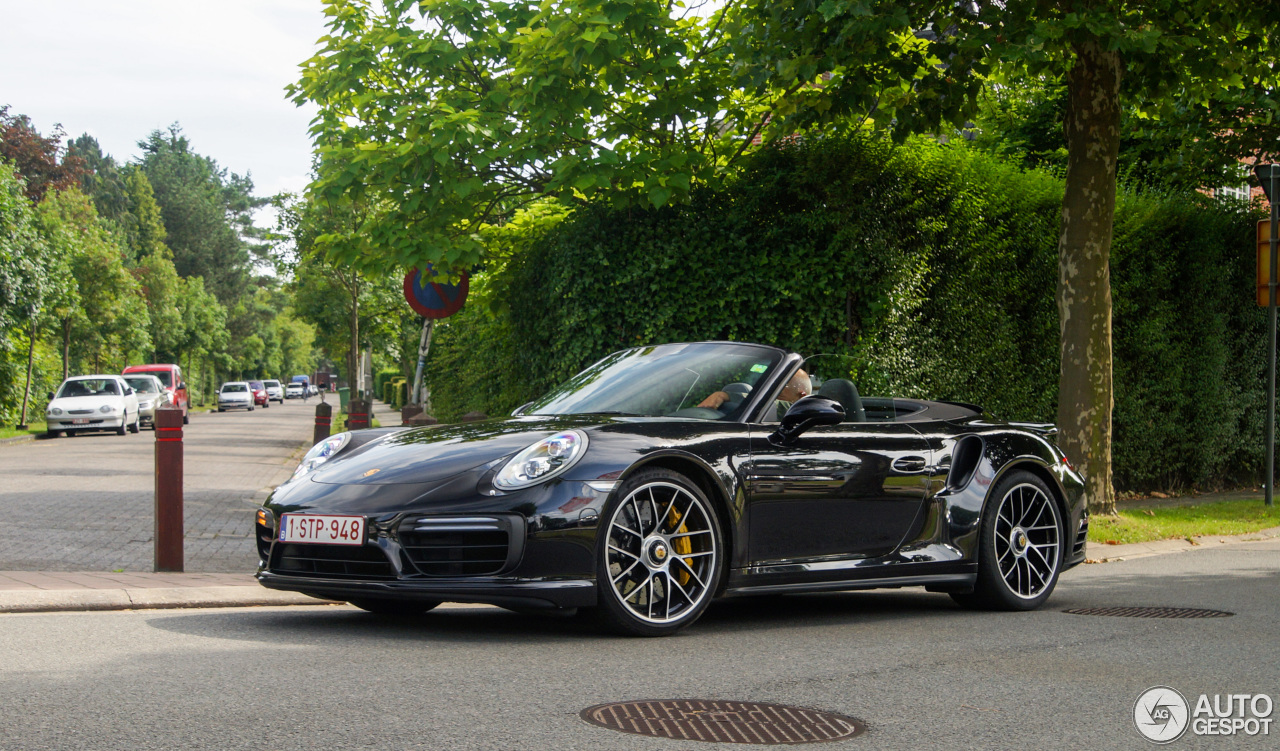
[[580, 699, 866, 745], [1063, 606, 1234, 619]]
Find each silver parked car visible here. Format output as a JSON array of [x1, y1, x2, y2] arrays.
[[46, 375, 141, 437], [122, 374, 169, 429], [263, 379, 285, 404], [217, 382, 255, 412]]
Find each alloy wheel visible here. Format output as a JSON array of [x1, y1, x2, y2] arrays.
[[993, 483, 1061, 599], [604, 481, 718, 625]]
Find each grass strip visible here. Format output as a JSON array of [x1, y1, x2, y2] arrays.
[[1089, 499, 1280, 545]]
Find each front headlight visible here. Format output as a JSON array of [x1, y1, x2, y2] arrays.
[[289, 432, 352, 483], [49, 407, 62, 416], [139, 400, 154, 410], [494, 430, 588, 490], [99, 405, 114, 414]]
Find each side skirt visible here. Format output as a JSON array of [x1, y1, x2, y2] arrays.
[[722, 572, 976, 598]]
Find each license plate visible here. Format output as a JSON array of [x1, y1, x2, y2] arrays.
[[279, 514, 365, 545], [71, 418, 90, 425]]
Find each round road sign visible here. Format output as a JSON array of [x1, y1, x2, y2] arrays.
[[403, 266, 469, 319]]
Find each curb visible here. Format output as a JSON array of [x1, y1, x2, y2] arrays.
[[0, 586, 339, 614], [0, 434, 37, 448], [1086, 525, 1280, 563]]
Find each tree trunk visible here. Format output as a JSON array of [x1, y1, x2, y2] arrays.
[[1058, 39, 1121, 516], [347, 272, 360, 398], [19, 322, 38, 428], [61, 319, 70, 381]]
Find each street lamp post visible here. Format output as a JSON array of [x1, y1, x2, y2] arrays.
[[1254, 164, 1279, 508]]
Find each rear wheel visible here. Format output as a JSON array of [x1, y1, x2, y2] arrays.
[[952, 470, 1064, 611], [348, 598, 441, 616], [595, 469, 724, 636]]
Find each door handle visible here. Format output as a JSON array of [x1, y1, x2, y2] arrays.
[[892, 456, 927, 473]]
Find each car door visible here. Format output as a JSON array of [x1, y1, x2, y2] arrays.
[[743, 420, 932, 565]]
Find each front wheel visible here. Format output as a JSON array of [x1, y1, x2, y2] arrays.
[[952, 470, 1064, 611], [348, 598, 441, 616], [116, 414, 128, 436], [595, 469, 724, 636], [128, 413, 140, 433]]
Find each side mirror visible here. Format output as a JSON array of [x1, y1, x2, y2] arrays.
[[770, 396, 845, 445], [125, 387, 134, 395], [47, 392, 54, 401]]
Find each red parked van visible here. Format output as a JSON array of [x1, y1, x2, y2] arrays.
[[122, 364, 189, 424]]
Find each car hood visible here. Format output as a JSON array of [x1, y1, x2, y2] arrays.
[[308, 416, 606, 486], [50, 395, 124, 410]]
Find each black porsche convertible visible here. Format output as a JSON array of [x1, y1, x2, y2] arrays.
[[256, 341, 1087, 636]]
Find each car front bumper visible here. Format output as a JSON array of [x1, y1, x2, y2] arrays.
[[47, 415, 124, 430], [256, 571, 596, 610]]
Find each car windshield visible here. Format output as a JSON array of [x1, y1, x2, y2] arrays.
[[131, 369, 172, 387], [124, 377, 160, 394], [250, 381, 264, 389], [57, 378, 120, 397], [264, 380, 280, 388], [525, 342, 785, 421], [222, 384, 248, 393]]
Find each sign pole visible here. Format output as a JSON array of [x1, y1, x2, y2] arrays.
[[410, 317, 434, 408], [1270, 167, 1278, 507], [1256, 164, 1279, 508]]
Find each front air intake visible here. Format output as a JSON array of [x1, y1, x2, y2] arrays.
[[398, 515, 525, 576]]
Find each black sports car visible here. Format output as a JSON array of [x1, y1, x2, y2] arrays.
[[256, 341, 1087, 635]]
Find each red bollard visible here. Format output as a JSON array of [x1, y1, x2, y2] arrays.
[[346, 398, 371, 430], [154, 404, 184, 572], [313, 401, 332, 446]]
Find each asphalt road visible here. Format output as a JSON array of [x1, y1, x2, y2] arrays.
[[1, 540, 1275, 750], [0, 398, 317, 572]]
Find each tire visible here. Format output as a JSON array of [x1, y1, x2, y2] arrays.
[[116, 414, 127, 436], [594, 468, 724, 636], [218, 407, 225, 413], [128, 413, 140, 433], [951, 469, 1064, 611], [248, 405, 254, 411], [46, 429, 61, 438], [348, 598, 441, 616], [182, 408, 189, 425]]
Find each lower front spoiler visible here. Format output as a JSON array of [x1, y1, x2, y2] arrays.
[[256, 571, 597, 611]]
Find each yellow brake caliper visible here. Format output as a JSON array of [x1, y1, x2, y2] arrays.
[[667, 504, 693, 586]]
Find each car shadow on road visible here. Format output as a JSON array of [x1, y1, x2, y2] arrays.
[[144, 588, 983, 645]]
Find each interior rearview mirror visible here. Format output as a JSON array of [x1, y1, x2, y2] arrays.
[[770, 396, 845, 445]]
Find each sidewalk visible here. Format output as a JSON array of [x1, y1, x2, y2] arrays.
[[0, 570, 336, 614]]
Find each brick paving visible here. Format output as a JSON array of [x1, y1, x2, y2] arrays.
[[0, 399, 319, 573]]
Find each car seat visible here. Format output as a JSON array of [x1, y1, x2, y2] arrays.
[[816, 378, 866, 422]]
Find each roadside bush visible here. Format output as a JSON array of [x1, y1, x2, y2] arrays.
[[374, 368, 398, 399], [426, 135, 1263, 491]]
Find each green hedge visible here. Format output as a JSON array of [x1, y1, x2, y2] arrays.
[[374, 368, 399, 400], [427, 136, 1264, 491]]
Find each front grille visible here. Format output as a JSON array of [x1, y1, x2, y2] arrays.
[[398, 515, 523, 576], [270, 543, 396, 580], [68, 409, 94, 415]]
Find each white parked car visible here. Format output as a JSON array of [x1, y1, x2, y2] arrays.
[[122, 373, 169, 429], [285, 383, 305, 399], [263, 379, 285, 404], [217, 382, 255, 412], [46, 375, 140, 437]]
